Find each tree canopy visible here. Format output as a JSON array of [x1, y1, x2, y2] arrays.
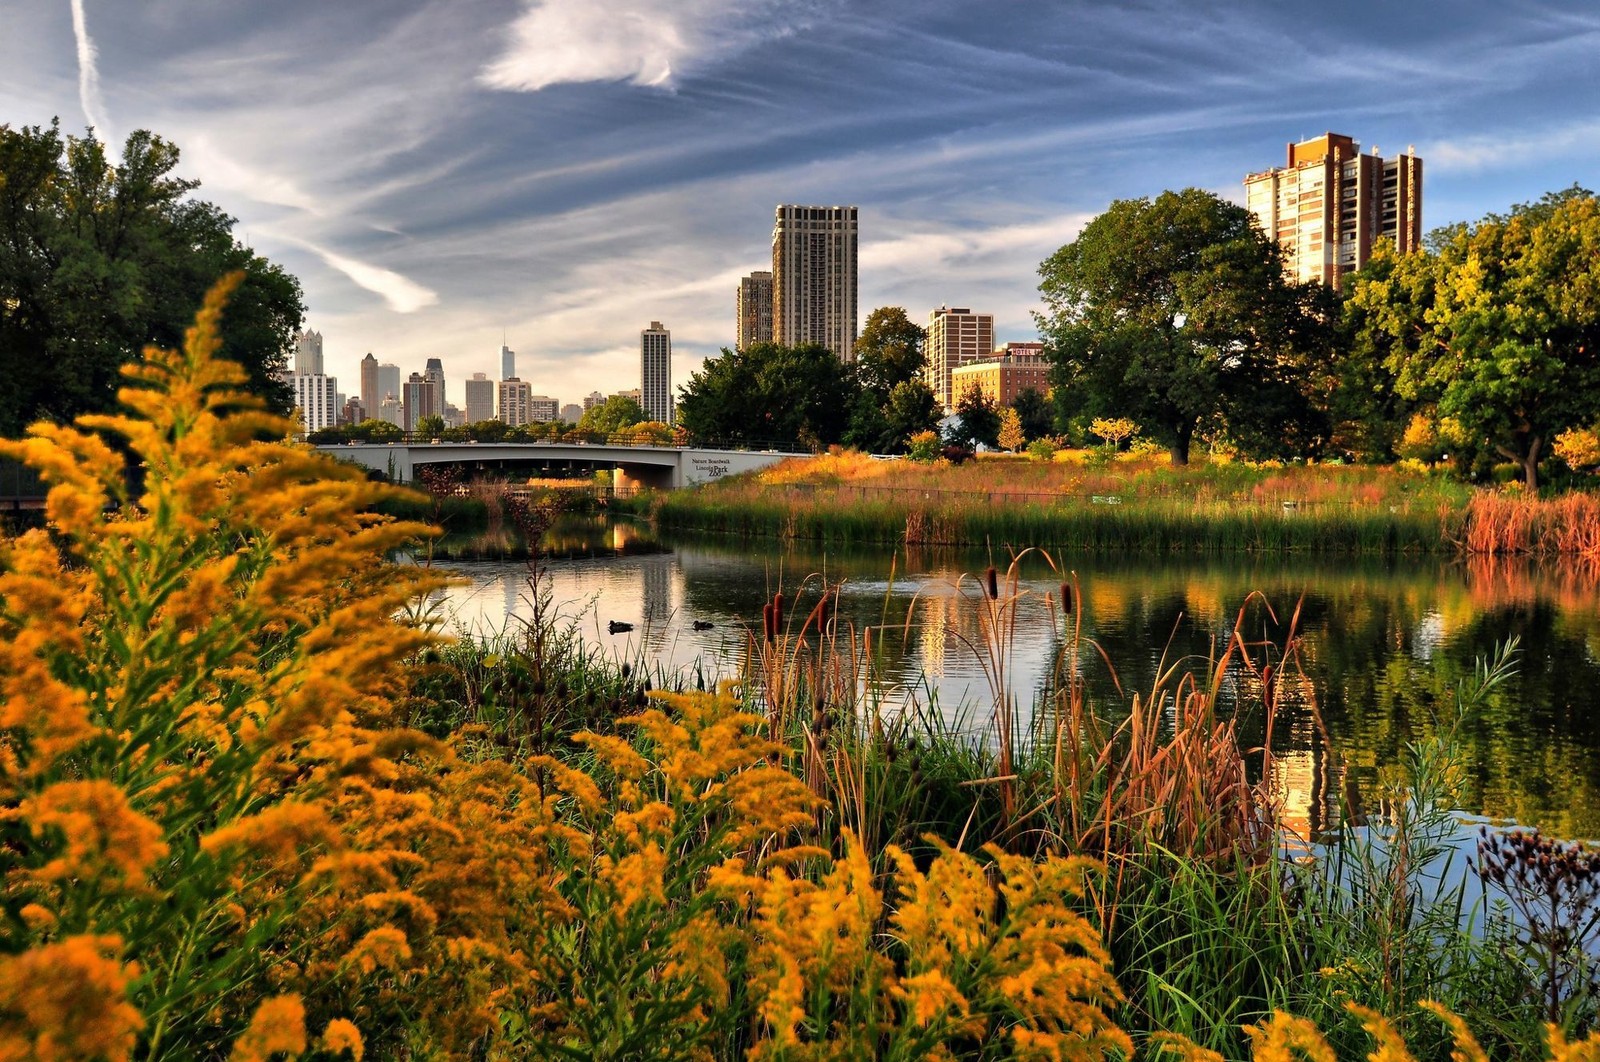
[[1343, 186, 1600, 489], [677, 342, 854, 448], [1036, 188, 1333, 464], [0, 121, 305, 436], [577, 395, 646, 435]]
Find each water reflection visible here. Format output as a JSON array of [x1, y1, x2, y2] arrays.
[[431, 520, 1600, 837]]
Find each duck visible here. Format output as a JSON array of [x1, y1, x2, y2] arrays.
[[691, 620, 715, 631], [607, 620, 634, 634]]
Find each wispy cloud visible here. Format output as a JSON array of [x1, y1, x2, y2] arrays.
[[1423, 119, 1600, 173], [68, 0, 111, 141], [480, 0, 816, 92], [288, 239, 439, 314]]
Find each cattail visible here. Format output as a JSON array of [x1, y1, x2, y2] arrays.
[[985, 566, 999, 600], [1260, 665, 1275, 711], [1060, 582, 1072, 613], [773, 592, 786, 632], [762, 602, 775, 643]]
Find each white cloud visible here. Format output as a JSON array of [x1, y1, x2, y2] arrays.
[[1423, 120, 1600, 173], [480, 0, 812, 92], [69, 0, 111, 141], [298, 241, 440, 314], [183, 136, 324, 215]]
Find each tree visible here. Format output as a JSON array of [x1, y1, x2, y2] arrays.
[[997, 408, 1026, 453], [853, 307, 927, 394], [1010, 387, 1054, 441], [415, 414, 446, 437], [949, 382, 1000, 450], [1344, 187, 1600, 490], [677, 342, 853, 447], [1036, 188, 1332, 465], [0, 121, 304, 436], [882, 380, 941, 451], [578, 395, 647, 435], [1088, 417, 1138, 450]]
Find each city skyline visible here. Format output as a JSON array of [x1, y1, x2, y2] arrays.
[[3, 2, 1596, 398]]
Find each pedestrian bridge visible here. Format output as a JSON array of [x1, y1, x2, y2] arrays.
[[315, 440, 805, 490]]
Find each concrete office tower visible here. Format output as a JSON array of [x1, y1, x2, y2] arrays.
[[560, 403, 583, 424], [376, 363, 402, 409], [378, 394, 403, 427], [292, 373, 339, 432], [501, 345, 516, 381], [529, 396, 560, 423], [641, 321, 673, 424], [424, 357, 447, 415], [772, 205, 858, 361], [1245, 133, 1423, 290], [736, 271, 773, 351], [359, 353, 379, 416], [498, 379, 533, 427], [402, 372, 437, 432], [293, 329, 324, 375], [924, 307, 995, 412], [465, 372, 496, 423]]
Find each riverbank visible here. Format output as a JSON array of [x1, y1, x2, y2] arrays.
[[637, 451, 1600, 556]]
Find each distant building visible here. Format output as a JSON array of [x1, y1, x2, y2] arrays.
[[641, 321, 672, 424], [615, 389, 642, 405], [498, 378, 533, 427], [443, 402, 465, 429], [583, 391, 605, 412], [424, 357, 447, 416], [560, 403, 583, 424], [377, 364, 401, 407], [378, 394, 403, 427], [773, 205, 858, 361], [359, 353, 379, 416], [293, 373, 339, 433], [949, 342, 1050, 410], [340, 396, 366, 426], [500, 344, 515, 381], [736, 271, 773, 351], [529, 395, 560, 423], [925, 307, 995, 412], [402, 372, 437, 432], [293, 329, 324, 375], [1245, 132, 1422, 289], [464, 373, 496, 423]]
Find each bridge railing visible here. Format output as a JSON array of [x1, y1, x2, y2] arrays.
[[307, 428, 810, 454]]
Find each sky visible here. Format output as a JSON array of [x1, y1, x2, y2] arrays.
[[3, 0, 1598, 410]]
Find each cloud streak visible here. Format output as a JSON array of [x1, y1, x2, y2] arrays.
[[68, 0, 111, 141], [295, 240, 439, 314]]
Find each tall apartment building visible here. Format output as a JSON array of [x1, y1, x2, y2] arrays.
[[772, 205, 858, 361], [340, 396, 365, 427], [498, 378, 533, 427], [924, 307, 995, 412], [359, 353, 379, 416], [293, 329, 324, 375], [464, 373, 496, 423], [292, 373, 339, 433], [500, 345, 515, 381], [376, 363, 401, 407], [378, 394, 403, 427], [561, 404, 583, 424], [423, 357, 447, 416], [402, 372, 437, 432], [641, 321, 673, 424], [583, 391, 605, 412], [529, 396, 560, 423], [736, 271, 773, 351], [1245, 133, 1423, 289], [949, 342, 1050, 410]]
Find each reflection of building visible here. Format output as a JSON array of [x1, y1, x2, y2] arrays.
[[773, 204, 858, 361], [641, 321, 672, 424], [1245, 133, 1423, 290], [640, 553, 672, 624], [949, 342, 1049, 409], [736, 270, 773, 351], [925, 307, 994, 411]]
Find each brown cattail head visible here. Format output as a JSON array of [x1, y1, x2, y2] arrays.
[[1060, 582, 1073, 613], [773, 592, 785, 632], [985, 566, 999, 600], [762, 602, 775, 643], [1261, 664, 1275, 711]]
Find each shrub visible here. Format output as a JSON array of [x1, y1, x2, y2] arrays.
[[907, 429, 942, 463], [1027, 437, 1059, 461]]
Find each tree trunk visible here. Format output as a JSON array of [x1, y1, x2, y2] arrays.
[[1523, 434, 1543, 493], [1169, 423, 1193, 466]]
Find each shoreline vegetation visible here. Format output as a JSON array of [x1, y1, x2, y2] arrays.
[[631, 450, 1600, 559], [5, 287, 1600, 1058]]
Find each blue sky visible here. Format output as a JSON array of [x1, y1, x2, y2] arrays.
[[3, 1, 1597, 409]]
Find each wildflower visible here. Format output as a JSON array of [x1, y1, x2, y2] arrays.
[[229, 995, 307, 1062], [347, 926, 413, 976], [320, 1018, 364, 1060], [1417, 1001, 1487, 1062], [1348, 1004, 1417, 1062], [1242, 1012, 1337, 1062], [0, 936, 143, 1062], [21, 780, 167, 891]]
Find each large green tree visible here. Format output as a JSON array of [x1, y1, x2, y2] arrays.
[[1036, 188, 1333, 464], [852, 306, 926, 394], [677, 342, 853, 448], [577, 394, 647, 434], [844, 307, 935, 452], [0, 121, 305, 436], [1344, 187, 1600, 490]]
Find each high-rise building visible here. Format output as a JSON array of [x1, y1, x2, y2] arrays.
[[424, 357, 447, 416], [464, 372, 496, 424], [1245, 133, 1423, 289], [529, 396, 560, 423], [500, 345, 516, 381], [924, 307, 995, 412], [641, 321, 672, 424], [292, 373, 339, 433], [340, 396, 366, 426], [442, 403, 465, 429], [402, 372, 437, 432], [378, 394, 403, 427], [293, 329, 324, 375], [560, 403, 583, 424], [377, 363, 402, 406], [772, 205, 858, 361], [583, 391, 605, 412], [498, 378, 533, 427], [736, 271, 773, 351], [359, 353, 379, 416]]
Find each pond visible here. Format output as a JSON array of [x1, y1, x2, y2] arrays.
[[429, 516, 1600, 839]]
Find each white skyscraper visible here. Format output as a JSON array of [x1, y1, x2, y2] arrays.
[[292, 373, 339, 433], [641, 321, 672, 424], [500, 345, 516, 380], [293, 329, 324, 375], [498, 378, 533, 427], [465, 373, 495, 424], [377, 363, 401, 404], [772, 205, 859, 361]]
